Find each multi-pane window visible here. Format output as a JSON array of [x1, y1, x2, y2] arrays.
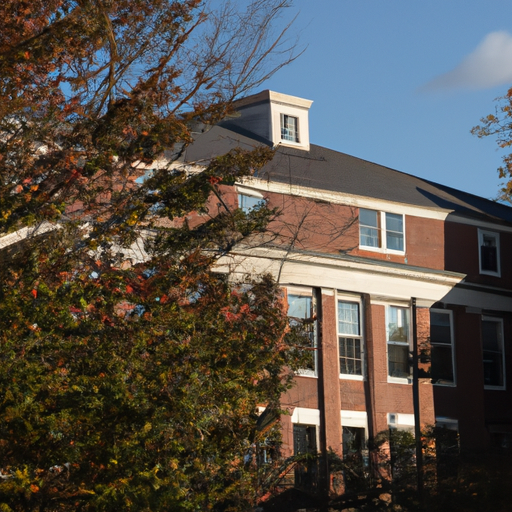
[[359, 209, 379, 248], [281, 114, 299, 143], [387, 306, 410, 379], [386, 213, 404, 251], [482, 316, 505, 388], [342, 426, 366, 458], [238, 193, 264, 213], [338, 300, 363, 376], [293, 423, 317, 490], [287, 288, 317, 375], [430, 310, 455, 385], [478, 229, 500, 276], [359, 209, 404, 252]]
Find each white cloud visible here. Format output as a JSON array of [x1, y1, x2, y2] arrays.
[[423, 31, 512, 91]]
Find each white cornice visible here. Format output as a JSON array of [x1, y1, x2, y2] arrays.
[[233, 246, 464, 285], [0, 221, 59, 250], [237, 178, 451, 221]]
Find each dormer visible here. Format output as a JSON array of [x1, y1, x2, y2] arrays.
[[225, 90, 313, 151]]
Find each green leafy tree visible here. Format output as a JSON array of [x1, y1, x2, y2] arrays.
[[0, 1, 305, 510]]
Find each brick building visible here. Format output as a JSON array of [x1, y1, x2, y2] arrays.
[[182, 90, 512, 464]]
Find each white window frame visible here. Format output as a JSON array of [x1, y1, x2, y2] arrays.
[[286, 286, 318, 378], [386, 305, 412, 384], [388, 412, 415, 432], [482, 316, 506, 390], [280, 113, 300, 143], [341, 410, 369, 463], [478, 229, 500, 277], [430, 309, 456, 387], [337, 294, 364, 380], [237, 187, 265, 213], [359, 209, 405, 255], [291, 407, 320, 457]]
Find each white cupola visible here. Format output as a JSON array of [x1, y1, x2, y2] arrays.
[[224, 90, 313, 151]]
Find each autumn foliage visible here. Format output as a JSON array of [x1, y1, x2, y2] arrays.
[[0, 1, 303, 510], [472, 86, 512, 202]]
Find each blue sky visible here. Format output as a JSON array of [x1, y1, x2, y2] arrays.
[[262, 0, 512, 201]]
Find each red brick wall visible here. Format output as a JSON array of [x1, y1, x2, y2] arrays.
[[320, 292, 343, 454], [406, 217, 445, 269], [433, 308, 487, 450], [281, 376, 319, 411], [368, 304, 434, 434], [416, 307, 435, 426], [444, 221, 512, 287]]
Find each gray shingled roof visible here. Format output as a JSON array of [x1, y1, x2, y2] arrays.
[[184, 123, 512, 225]]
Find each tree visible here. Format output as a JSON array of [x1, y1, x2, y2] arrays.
[[0, 1, 306, 510], [472, 86, 512, 201]]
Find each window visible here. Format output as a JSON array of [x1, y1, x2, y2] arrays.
[[238, 193, 264, 213], [430, 309, 455, 385], [343, 426, 366, 458], [478, 229, 500, 276], [387, 306, 411, 379], [434, 418, 459, 478], [287, 288, 317, 376], [359, 209, 404, 252], [293, 424, 317, 455], [482, 316, 505, 389], [281, 114, 299, 143], [388, 412, 415, 432], [293, 424, 318, 490], [338, 299, 363, 377]]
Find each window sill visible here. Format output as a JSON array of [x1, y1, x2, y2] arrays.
[[339, 374, 364, 381], [295, 370, 318, 378], [432, 381, 456, 387], [387, 376, 412, 385], [479, 270, 501, 278], [359, 245, 405, 256], [484, 385, 506, 391]]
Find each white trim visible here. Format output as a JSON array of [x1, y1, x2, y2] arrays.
[[482, 316, 506, 390], [388, 413, 415, 427], [235, 185, 264, 198], [388, 376, 412, 385], [286, 285, 318, 377], [0, 221, 59, 250], [337, 292, 365, 379], [237, 177, 450, 220], [270, 98, 311, 151], [340, 374, 364, 381], [291, 407, 320, 426], [478, 229, 501, 277], [285, 284, 314, 296], [371, 297, 413, 307], [235, 177, 512, 231], [386, 304, 412, 383], [341, 411, 369, 443], [359, 209, 406, 255], [430, 308, 456, 387], [227, 246, 464, 286], [341, 410, 368, 428], [216, 247, 466, 308]]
